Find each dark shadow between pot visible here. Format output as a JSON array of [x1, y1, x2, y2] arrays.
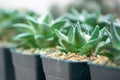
[[88, 63, 120, 80], [11, 49, 45, 80], [0, 47, 15, 80], [41, 55, 91, 80]]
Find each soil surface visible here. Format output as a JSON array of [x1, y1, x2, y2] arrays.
[[17, 47, 118, 67]]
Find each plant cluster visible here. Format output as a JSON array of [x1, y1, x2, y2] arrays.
[[0, 8, 120, 65]]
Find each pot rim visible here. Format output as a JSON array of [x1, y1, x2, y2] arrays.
[[10, 48, 40, 56], [88, 62, 120, 71], [40, 54, 90, 63]]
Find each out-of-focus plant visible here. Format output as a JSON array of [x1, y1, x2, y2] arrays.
[[0, 9, 24, 41], [13, 13, 67, 48], [105, 21, 120, 64], [65, 8, 111, 32], [67, 0, 119, 15], [0, 9, 38, 41]]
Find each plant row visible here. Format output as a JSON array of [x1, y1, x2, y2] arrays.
[[0, 8, 120, 80]]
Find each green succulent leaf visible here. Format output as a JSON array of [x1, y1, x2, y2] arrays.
[[99, 27, 106, 37], [34, 34, 44, 40], [110, 22, 120, 50], [59, 39, 80, 53], [46, 37, 54, 41], [74, 23, 86, 48], [95, 38, 110, 54], [55, 30, 68, 42], [90, 25, 99, 40], [26, 16, 38, 24], [79, 37, 102, 55], [39, 13, 53, 24], [105, 28, 112, 39], [70, 7, 79, 16], [13, 23, 33, 33], [68, 26, 75, 44], [14, 33, 33, 40], [51, 19, 67, 30], [57, 46, 67, 53], [39, 24, 52, 37]]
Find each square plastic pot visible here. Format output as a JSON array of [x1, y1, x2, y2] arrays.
[[88, 63, 120, 80], [0, 47, 15, 80], [11, 50, 45, 80], [41, 56, 91, 80]]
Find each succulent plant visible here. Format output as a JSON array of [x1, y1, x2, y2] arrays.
[[0, 9, 33, 41], [105, 21, 120, 64], [65, 7, 111, 32], [55, 22, 106, 56], [13, 13, 67, 48]]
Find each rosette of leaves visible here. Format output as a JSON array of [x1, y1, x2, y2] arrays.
[[65, 7, 111, 32], [13, 13, 67, 48], [55, 22, 106, 56], [105, 21, 120, 64]]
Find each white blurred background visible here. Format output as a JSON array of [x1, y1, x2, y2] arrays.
[[0, 0, 120, 17], [0, 0, 76, 14]]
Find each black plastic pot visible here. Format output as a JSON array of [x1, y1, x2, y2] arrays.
[[11, 50, 45, 80], [88, 63, 120, 80], [0, 47, 15, 80], [41, 56, 91, 80]]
